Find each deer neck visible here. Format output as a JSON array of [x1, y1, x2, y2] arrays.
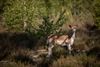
[[70, 30, 76, 45], [71, 31, 76, 39]]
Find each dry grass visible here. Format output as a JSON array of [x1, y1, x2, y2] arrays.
[[50, 54, 100, 67], [0, 60, 33, 67]]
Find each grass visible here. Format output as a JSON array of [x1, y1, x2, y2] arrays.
[[50, 54, 100, 67], [0, 60, 33, 67]]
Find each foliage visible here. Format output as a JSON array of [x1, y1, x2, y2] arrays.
[[70, 0, 95, 24], [3, 0, 68, 34], [94, 0, 100, 28], [35, 10, 66, 38], [2, 0, 100, 31], [3, 0, 37, 31]]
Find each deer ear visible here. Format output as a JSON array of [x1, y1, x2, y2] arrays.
[[69, 25, 72, 28]]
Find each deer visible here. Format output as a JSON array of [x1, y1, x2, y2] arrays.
[[46, 25, 78, 57]]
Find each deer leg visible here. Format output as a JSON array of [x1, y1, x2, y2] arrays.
[[47, 44, 54, 58], [67, 44, 72, 54]]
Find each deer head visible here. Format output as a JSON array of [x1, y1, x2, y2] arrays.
[[69, 25, 78, 32]]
